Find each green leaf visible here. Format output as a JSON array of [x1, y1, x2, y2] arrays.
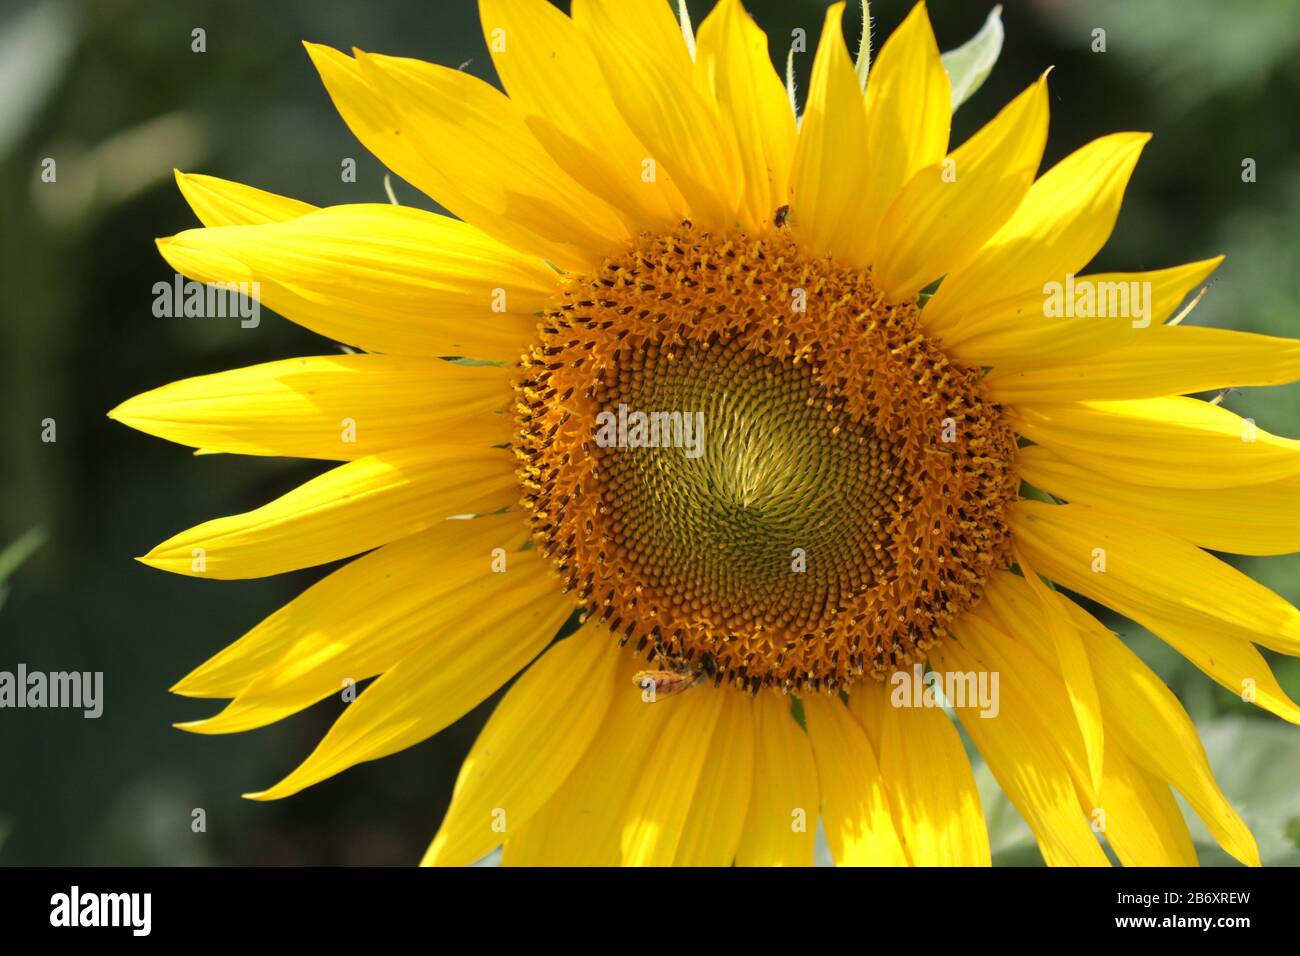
[[0, 526, 46, 612], [790, 696, 806, 730], [1182, 715, 1300, 866], [940, 5, 1004, 111], [0, 1, 78, 158], [1285, 815, 1300, 851]]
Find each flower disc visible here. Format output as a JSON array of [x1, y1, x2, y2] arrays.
[[515, 225, 1018, 692]]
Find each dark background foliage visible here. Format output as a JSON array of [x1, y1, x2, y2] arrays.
[[1, 0, 1297, 865]]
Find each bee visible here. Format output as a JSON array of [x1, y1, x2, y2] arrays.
[[773, 204, 791, 229], [633, 651, 715, 702], [633, 666, 702, 702]]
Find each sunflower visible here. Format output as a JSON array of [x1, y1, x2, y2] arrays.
[[109, 0, 1300, 867]]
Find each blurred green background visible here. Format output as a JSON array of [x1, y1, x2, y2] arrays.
[[1, 0, 1298, 866]]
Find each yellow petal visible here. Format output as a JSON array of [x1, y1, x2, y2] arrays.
[[855, 1, 952, 264], [503, 652, 677, 865], [925, 132, 1149, 339], [109, 354, 509, 460], [141, 446, 516, 579], [573, 0, 694, 81], [735, 693, 819, 866], [620, 687, 726, 865], [174, 170, 316, 227], [303, 42, 431, 203], [788, 3, 870, 263], [171, 512, 529, 703], [1009, 397, 1300, 489], [935, 622, 1110, 866], [572, 0, 744, 230], [873, 73, 1048, 301], [1019, 444, 1300, 556], [694, 0, 797, 230], [1145, 619, 1300, 727], [975, 577, 1198, 865], [1099, 744, 1199, 867], [156, 203, 555, 358], [938, 257, 1222, 371], [477, 0, 687, 233], [849, 681, 991, 865], [989, 326, 1300, 403], [955, 611, 1097, 807], [672, 687, 756, 865], [1016, 550, 1105, 797], [1061, 597, 1261, 866], [246, 572, 573, 801], [423, 624, 620, 866], [801, 692, 907, 865], [988, 540, 1298, 729], [179, 529, 554, 736], [353, 47, 631, 255], [1011, 500, 1300, 658], [307, 43, 629, 271], [979, 569, 1258, 865]]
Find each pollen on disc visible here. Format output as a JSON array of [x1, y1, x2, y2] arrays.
[[513, 225, 1018, 693]]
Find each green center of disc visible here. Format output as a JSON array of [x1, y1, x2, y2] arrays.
[[590, 337, 906, 637]]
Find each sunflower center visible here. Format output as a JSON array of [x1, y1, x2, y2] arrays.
[[514, 225, 1018, 692], [592, 341, 901, 636]]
